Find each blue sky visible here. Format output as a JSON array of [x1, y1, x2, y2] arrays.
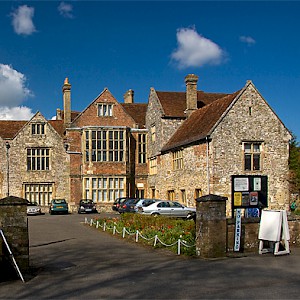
[[0, 1, 300, 139]]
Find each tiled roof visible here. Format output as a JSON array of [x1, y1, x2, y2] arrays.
[[0, 120, 65, 139], [0, 121, 27, 139], [156, 91, 229, 117], [121, 103, 148, 128], [48, 120, 65, 137], [161, 91, 241, 152]]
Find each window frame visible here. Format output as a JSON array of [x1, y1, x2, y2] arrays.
[[243, 142, 262, 171], [97, 103, 114, 117], [138, 133, 147, 164], [31, 123, 45, 135], [149, 157, 157, 175], [27, 147, 50, 171], [84, 129, 125, 163], [172, 149, 183, 170]]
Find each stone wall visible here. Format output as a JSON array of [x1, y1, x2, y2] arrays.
[[0, 196, 29, 277], [226, 215, 300, 252]]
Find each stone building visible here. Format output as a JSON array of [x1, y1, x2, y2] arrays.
[[0, 74, 292, 214], [147, 74, 292, 215]]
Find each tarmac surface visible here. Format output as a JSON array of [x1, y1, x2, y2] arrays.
[[0, 212, 300, 299]]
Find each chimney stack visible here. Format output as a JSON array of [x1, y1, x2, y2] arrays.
[[185, 74, 199, 117], [62, 77, 71, 127], [123, 89, 134, 104]]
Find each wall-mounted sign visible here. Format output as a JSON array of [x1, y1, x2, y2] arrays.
[[234, 177, 249, 191]]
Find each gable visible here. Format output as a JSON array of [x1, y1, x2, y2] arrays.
[[72, 88, 139, 128]]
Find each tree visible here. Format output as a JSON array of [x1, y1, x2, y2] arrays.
[[289, 133, 300, 194]]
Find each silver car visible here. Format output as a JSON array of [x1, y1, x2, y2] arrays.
[[138, 200, 196, 218], [27, 201, 42, 215]]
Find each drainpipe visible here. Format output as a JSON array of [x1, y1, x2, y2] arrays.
[[206, 136, 210, 194]]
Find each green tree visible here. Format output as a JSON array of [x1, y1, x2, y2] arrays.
[[289, 133, 300, 194]]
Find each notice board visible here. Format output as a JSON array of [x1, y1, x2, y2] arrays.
[[231, 175, 268, 215]]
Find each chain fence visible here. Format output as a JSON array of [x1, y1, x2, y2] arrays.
[[85, 217, 196, 255]]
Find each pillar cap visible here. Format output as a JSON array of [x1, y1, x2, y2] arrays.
[[0, 196, 28, 206], [196, 194, 228, 203]]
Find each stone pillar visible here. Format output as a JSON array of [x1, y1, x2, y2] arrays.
[[195, 194, 227, 258], [0, 196, 29, 276]]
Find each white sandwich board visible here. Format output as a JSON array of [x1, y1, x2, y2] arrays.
[[258, 210, 290, 256]]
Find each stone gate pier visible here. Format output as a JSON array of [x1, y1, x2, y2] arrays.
[[195, 194, 227, 258]]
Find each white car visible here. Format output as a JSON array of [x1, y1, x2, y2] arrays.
[[138, 200, 196, 219], [27, 201, 42, 215]]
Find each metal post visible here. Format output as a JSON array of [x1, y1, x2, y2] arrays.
[[5, 142, 10, 197]]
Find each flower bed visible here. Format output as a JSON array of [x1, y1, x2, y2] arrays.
[[90, 213, 196, 256]]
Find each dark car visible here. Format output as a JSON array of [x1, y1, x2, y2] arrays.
[[49, 199, 69, 215], [118, 198, 140, 213], [112, 197, 131, 212], [78, 199, 97, 214]]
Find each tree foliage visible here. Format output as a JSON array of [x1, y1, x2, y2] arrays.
[[289, 133, 300, 193]]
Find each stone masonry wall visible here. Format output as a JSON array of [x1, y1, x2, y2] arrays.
[[209, 83, 291, 214], [1, 113, 70, 209]]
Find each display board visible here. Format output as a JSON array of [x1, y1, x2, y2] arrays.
[[258, 210, 290, 256], [231, 175, 268, 216]]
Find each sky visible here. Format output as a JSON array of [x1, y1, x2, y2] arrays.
[[0, 1, 300, 139]]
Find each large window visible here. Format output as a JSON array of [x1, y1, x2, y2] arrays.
[[138, 133, 147, 164], [27, 148, 50, 171], [173, 149, 183, 170], [24, 183, 53, 206], [98, 103, 113, 117], [85, 129, 125, 162], [31, 123, 45, 135], [244, 142, 261, 171], [84, 177, 125, 202]]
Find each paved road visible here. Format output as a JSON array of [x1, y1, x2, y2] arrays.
[[0, 213, 300, 299]]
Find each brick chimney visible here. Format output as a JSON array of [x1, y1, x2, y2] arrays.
[[62, 77, 71, 127], [185, 74, 199, 117], [123, 89, 134, 104]]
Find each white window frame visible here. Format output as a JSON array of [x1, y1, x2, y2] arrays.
[[98, 103, 113, 117]]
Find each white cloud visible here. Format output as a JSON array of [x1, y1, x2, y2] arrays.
[[58, 2, 74, 18], [171, 27, 224, 69], [0, 64, 32, 107], [0, 64, 34, 120], [0, 106, 34, 120], [11, 5, 36, 36], [240, 36, 256, 45]]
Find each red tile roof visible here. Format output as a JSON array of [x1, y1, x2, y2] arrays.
[[121, 103, 148, 128], [156, 91, 229, 117], [161, 91, 241, 152], [0, 120, 65, 139], [0, 121, 27, 139]]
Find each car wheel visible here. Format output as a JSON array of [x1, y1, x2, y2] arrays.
[[152, 213, 160, 217]]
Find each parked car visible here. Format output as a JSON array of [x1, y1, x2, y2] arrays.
[[78, 199, 97, 214], [138, 200, 196, 219], [49, 199, 69, 215], [27, 201, 42, 215], [133, 198, 158, 212], [118, 198, 140, 213], [112, 197, 131, 212]]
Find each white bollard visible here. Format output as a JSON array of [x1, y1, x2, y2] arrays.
[[177, 239, 181, 255]]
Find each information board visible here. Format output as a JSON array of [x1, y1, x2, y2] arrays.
[[231, 175, 268, 215]]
